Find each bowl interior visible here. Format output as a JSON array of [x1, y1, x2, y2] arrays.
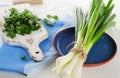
[[53, 27, 117, 66]]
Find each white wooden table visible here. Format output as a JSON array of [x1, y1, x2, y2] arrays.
[[0, 0, 120, 78]]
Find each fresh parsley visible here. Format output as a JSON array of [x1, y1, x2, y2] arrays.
[[44, 14, 58, 26], [21, 55, 26, 60], [3, 8, 41, 38]]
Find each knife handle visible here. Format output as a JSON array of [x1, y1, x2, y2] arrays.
[[13, 0, 43, 5]]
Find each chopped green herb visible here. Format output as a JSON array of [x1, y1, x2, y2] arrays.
[[44, 14, 59, 26], [44, 19, 53, 26], [53, 15, 58, 20], [21, 55, 26, 60], [3, 8, 41, 38], [47, 14, 53, 18]]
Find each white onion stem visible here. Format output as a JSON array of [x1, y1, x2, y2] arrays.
[[52, 63, 67, 75], [56, 52, 76, 66], [71, 56, 85, 78], [62, 54, 80, 77]]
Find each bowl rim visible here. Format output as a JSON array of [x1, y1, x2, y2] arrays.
[[52, 27, 117, 67]]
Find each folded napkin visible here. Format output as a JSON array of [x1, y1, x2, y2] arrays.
[[0, 42, 31, 74], [0, 20, 64, 74]]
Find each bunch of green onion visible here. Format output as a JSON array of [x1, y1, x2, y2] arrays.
[[52, 0, 116, 78]]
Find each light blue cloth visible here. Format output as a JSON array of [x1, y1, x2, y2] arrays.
[[0, 20, 64, 74], [0, 16, 74, 75], [24, 48, 57, 75], [0, 42, 31, 74]]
